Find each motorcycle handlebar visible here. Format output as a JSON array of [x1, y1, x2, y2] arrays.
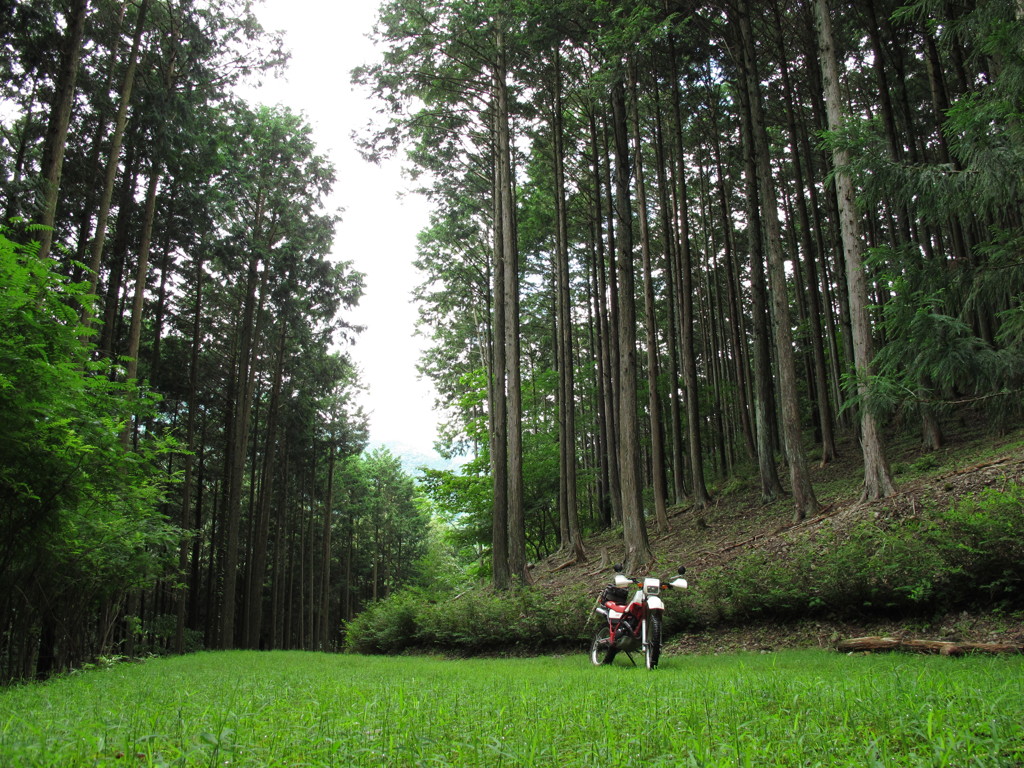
[[613, 565, 688, 591], [614, 576, 687, 590]]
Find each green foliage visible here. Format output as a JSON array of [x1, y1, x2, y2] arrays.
[[343, 585, 593, 654], [691, 485, 1024, 624], [940, 485, 1024, 602], [418, 360, 585, 567], [343, 590, 425, 654], [419, 462, 492, 575], [834, 0, 1024, 430], [0, 230, 180, 672], [863, 249, 1021, 424], [336, 448, 436, 612], [697, 550, 810, 623], [0, 229, 178, 547], [1, 0, 372, 671], [340, 482, 1024, 657]]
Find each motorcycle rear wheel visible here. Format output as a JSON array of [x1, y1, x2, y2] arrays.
[[645, 613, 663, 669], [589, 626, 618, 666]]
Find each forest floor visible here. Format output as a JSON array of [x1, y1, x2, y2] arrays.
[[529, 417, 1024, 656]]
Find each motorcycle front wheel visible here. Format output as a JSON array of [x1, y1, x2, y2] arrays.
[[589, 626, 618, 666], [645, 612, 663, 669]]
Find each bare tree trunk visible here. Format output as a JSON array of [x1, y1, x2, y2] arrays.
[[734, 54, 785, 504], [123, 160, 160, 385], [495, 28, 528, 583], [243, 328, 285, 649], [552, 49, 586, 561], [610, 78, 652, 570], [651, 91, 690, 501], [318, 443, 336, 649], [489, 84, 510, 590], [815, 0, 895, 501], [739, 0, 820, 522], [589, 109, 620, 528], [36, 0, 89, 261], [84, 0, 149, 317], [668, 57, 712, 509], [175, 252, 204, 654], [773, 0, 837, 466], [221, 235, 267, 648], [707, 104, 756, 463], [629, 64, 670, 533]]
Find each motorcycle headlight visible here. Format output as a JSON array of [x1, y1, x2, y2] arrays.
[[643, 577, 660, 596]]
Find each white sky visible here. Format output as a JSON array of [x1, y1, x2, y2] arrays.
[[242, 0, 444, 467]]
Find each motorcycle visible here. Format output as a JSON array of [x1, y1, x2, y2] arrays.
[[589, 564, 688, 669]]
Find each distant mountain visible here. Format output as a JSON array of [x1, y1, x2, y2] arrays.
[[372, 441, 464, 476]]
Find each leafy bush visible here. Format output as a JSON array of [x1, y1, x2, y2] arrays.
[[342, 590, 424, 654], [343, 585, 594, 655], [937, 485, 1024, 602], [0, 229, 181, 677], [690, 485, 1024, 624], [696, 551, 809, 623]]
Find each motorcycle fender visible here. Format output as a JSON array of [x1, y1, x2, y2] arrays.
[[646, 595, 665, 612]]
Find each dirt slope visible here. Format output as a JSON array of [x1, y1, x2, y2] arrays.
[[530, 423, 1024, 654]]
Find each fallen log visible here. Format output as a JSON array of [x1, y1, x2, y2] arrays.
[[836, 636, 1024, 656]]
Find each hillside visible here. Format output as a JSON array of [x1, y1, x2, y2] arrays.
[[530, 421, 1024, 655]]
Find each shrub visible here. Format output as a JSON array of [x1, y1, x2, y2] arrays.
[[689, 484, 1024, 624], [694, 550, 808, 623], [798, 518, 948, 614], [343, 586, 595, 655], [935, 484, 1024, 603], [343, 590, 424, 654]]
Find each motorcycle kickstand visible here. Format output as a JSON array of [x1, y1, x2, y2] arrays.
[[623, 651, 637, 667]]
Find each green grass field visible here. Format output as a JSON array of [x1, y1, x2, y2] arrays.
[[0, 649, 1021, 767]]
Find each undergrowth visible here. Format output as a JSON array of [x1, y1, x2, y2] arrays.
[[345, 484, 1024, 654], [694, 483, 1024, 624], [344, 583, 595, 654]]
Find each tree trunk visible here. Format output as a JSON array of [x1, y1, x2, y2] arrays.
[[651, 90, 690, 501], [739, 0, 820, 522], [610, 78, 652, 570], [629, 64, 671, 532], [495, 28, 528, 584], [220, 233, 267, 648], [489, 83, 510, 590], [589, 109, 620, 528], [36, 0, 90, 261], [668, 52, 712, 509], [733, 53, 785, 504], [175, 252, 204, 654], [815, 0, 895, 501], [84, 0, 149, 317], [123, 160, 161, 385], [244, 328, 286, 649], [715, 152, 756, 463], [318, 443, 336, 650], [836, 636, 1024, 655], [98, 136, 140, 358], [773, 0, 837, 466], [552, 49, 586, 561]]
